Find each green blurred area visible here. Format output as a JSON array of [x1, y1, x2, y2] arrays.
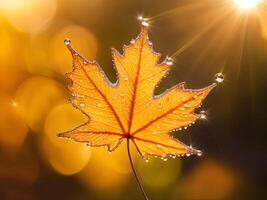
[[0, 0, 267, 199]]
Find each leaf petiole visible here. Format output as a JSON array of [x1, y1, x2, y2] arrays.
[[127, 138, 149, 200]]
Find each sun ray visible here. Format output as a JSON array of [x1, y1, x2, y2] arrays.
[[170, 7, 233, 58], [233, 0, 262, 10], [149, 1, 204, 21]]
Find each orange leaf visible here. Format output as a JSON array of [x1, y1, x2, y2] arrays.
[[58, 27, 216, 159]]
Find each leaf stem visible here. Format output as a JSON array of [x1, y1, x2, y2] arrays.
[[127, 138, 149, 200]]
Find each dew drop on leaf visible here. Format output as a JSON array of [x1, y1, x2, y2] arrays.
[[139, 17, 149, 27], [79, 102, 85, 107], [138, 16, 143, 21], [184, 104, 190, 108], [197, 152, 203, 156], [11, 101, 17, 107], [165, 57, 174, 66], [64, 38, 71, 45], [199, 110, 207, 119], [161, 157, 168, 161], [214, 73, 224, 83]]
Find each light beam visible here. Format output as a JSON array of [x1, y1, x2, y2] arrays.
[[233, 0, 261, 10]]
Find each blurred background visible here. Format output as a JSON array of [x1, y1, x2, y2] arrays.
[[0, 0, 267, 199]]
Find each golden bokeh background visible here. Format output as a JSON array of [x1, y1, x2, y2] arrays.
[[0, 0, 267, 199]]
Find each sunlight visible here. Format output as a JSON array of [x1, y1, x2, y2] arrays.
[[233, 0, 261, 10]]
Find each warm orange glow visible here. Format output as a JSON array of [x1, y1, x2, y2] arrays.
[[0, 0, 57, 33], [15, 76, 66, 132], [43, 103, 91, 175], [233, 0, 261, 10]]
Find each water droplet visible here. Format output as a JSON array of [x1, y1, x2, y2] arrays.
[[64, 38, 71, 45], [184, 126, 188, 130], [83, 61, 88, 65], [186, 153, 191, 157], [79, 102, 85, 107], [130, 39, 135, 44], [165, 57, 174, 66], [197, 152, 202, 156], [157, 144, 162, 148], [124, 77, 128, 81], [214, 73, 224, 83], [11, 101, 17, 107], [77, 94, 85, 98], [142, 20, 149, 27], [138, 16, 143, 21], [199, 110, 207, 119], [97, 103, 102, 108], [145, 159, 149, 163], [139, 18, 149, 27], [148, 40, 152, 45]]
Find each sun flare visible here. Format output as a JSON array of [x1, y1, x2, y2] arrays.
[[233, 0, 261, 10]]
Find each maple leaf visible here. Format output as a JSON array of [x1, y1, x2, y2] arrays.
[[58, 26, 216, 160]]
